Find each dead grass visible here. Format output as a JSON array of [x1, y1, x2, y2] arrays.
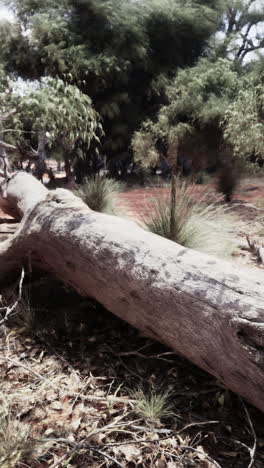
[[0, 403, 33, 468]]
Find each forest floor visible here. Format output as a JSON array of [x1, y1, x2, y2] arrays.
[[0, 175, 264, 467]]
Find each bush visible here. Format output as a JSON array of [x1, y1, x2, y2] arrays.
[[75, 176, 123, 214], [143, 181, 234, 257]]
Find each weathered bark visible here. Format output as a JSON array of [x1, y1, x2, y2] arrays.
[[0, 172, 264, 411]]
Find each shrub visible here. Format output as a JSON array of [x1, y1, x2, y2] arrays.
[[143, 181, 234, 257], [75, 176, 123, 214]]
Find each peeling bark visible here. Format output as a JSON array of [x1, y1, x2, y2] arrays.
[[0, 172, 264, 412]]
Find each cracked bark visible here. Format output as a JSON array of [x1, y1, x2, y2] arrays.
[[0, 172, 264, 411]]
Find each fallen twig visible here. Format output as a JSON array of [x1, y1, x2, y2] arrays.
[[50, 442, 125, 468], [0, 268, 25, 327], [89, 447, 124, 467], [99, 439, 222, 468], [241, 399, 257, 468], [107, 343, 176, 363], [178, 420, 219, 434]]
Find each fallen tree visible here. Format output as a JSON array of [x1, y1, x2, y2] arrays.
[[0, 172, 264, 412]]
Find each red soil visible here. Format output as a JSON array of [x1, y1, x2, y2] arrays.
[[1, 179, 264, 220], [118, 181, 264, 218]]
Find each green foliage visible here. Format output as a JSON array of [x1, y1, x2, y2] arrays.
[[75, 175, 123, 214], [143, 181, 234, 257], [132, 58, 241, 171], [3, 0, 262, 178], [0, 77, 102, 172], [16, 78, 102, 148], [223, 78, 264, 158], [0, 65, 8, 94], [3, 0, 224, 167], [132, 127, 159, 169], [164, 58, 240, 126]]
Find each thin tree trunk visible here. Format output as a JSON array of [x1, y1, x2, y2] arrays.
[[35, 132, 47, 181], [0, 172, 264, 412], [168, 137, 178, 240], [170, 174, 177, 239], [64, 155, 72, 181]]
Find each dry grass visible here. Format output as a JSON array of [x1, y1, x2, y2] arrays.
[[75, 175, 123, 214], [143, 181, 235, 257], [0, 404, 33, 468]]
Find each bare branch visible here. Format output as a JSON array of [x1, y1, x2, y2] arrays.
[[0, 268, 25, 327], [236, 23, 254, 58], [0, 140, 17, 153]]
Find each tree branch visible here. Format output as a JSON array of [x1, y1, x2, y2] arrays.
[[0, 140, 17, 153], [240, 40, 264, 62], [236, 23, 254, 59]]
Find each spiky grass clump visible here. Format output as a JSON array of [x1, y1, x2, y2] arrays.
[[75, 176, 123, 214], [144, 181, 235, 257], [0, 405, 33, 468], [132, 389, 175, 423]]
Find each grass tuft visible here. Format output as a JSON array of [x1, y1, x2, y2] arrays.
[[132, 388, 175, 423], [143, 181, 235, 257], [75, 175, 123, 214], [0, 404, 33, 468]]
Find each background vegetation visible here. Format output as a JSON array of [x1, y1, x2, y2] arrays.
[[0, 0, 263, 186]]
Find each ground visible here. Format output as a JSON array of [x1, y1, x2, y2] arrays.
[[0, 175, 264, 467], [118, 177, 264, 218], [1, 290, 264, 468]]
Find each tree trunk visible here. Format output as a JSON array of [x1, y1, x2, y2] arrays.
[[35, 132, 48, 181], [1, 172, 264, 412]]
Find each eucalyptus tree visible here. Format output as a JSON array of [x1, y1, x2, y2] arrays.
[[0, 77, 102, 180]]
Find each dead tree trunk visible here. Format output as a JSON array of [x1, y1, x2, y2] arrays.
[[0, 172, 264, 412]]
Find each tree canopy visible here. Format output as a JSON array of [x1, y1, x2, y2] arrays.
[[0, 0, 226, 174], [0, 0, 263, 179]]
